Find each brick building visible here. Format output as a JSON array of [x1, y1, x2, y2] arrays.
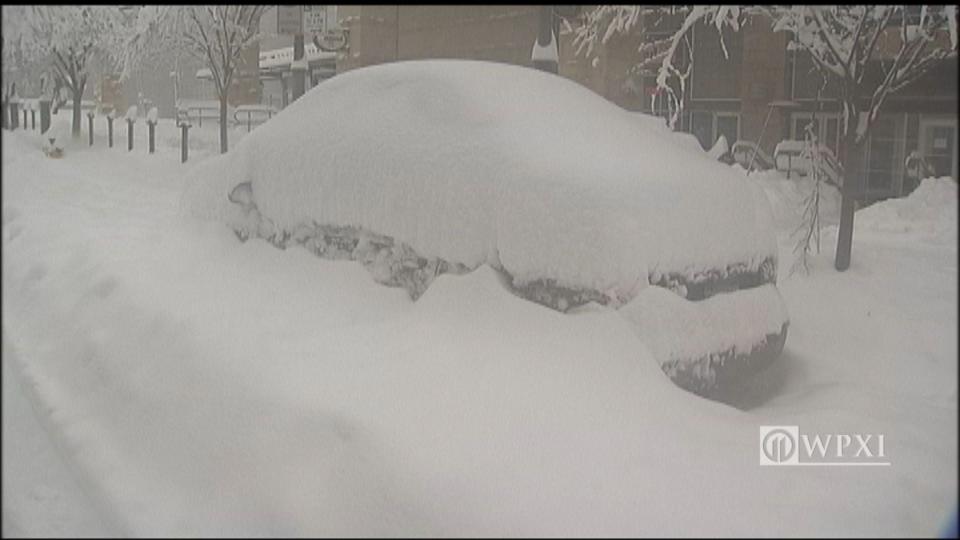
[[330, 5, 958, 199], [668, 12, 958, 199]]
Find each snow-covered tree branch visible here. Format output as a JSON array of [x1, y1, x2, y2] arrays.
[[574, 5, 958, 271], [572, 6, 742, 130], [2, 5, 126, 137]]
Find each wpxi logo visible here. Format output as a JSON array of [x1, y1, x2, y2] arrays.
[[759, 426, 890, 467]]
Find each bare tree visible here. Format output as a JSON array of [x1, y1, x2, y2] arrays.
[[773, 6, 957, 270], [121, 6, 267, 154], [2, 5, 125, 137], [575, 5, 958, 270]]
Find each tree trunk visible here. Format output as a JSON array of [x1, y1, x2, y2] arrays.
[[71, 89, 82, 138], [834, 131, 861, 271], [219, 94, 228, 154]]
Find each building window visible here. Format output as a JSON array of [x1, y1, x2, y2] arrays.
[[715, 113, 740, 147], [691, 21, 742, 100], [865, 115, 905, 195], [919, 117, 959, 179], [788, 49, 841, 101], [691, 111, 714, 149]]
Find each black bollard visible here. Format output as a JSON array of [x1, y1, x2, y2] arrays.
[[127, 119, 134, 151], [148, 121, 155, 154], [23, 108, 28, 128], [87, 113, 95, 146], [107, 116, 114, 147], [179, 122, 190, 163], [10, 102, 18, 129], [39, 100, 50, 133], [31, 109, 36, 130]]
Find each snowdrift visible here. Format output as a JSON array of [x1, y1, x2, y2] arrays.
[[855, 177, 957, 243]]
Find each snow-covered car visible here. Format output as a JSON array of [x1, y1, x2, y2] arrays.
[[183, 60, 788, 402]]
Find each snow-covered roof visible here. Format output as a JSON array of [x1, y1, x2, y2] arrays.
[[259, 43, 336, 70], [195, 44, 337, 80]]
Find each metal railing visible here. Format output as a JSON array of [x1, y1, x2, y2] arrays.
[[176, 100, 223, 128], [233, 105, 278, 132], [773, 140, 843, 187]]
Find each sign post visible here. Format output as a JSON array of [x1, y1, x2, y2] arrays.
[[277, 6, 306, 102], [302, 5, 327, 35], [276, 5, 302, 34]]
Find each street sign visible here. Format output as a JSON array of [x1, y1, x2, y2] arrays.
[[277, 5, 303, 35], [313, 28, 348, 52], [303, 5, 327, 35]]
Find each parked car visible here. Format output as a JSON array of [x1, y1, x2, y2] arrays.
[[183, 60, 789, 403]]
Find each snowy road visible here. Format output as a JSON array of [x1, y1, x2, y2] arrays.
[[2, 330, 119, 537], [2, 119, 957, 536]]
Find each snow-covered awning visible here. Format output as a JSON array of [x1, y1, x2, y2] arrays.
[[259, 44, 336, 70], [195, 44, 337, 81]]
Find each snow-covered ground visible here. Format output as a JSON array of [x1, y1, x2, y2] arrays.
[[2, 112, 957, 536]]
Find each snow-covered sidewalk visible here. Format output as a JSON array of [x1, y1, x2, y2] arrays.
[[2, 124, 957, 536]]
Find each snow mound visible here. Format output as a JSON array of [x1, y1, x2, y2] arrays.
[[183, 60, 777, 297], [855, 177, 958, 243], [620, 284, 788, 368], [38, 116, 73, 157], [628, 112, 705, 154], [707, 135, 729, 161]]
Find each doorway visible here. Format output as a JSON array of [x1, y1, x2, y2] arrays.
[[918, 117, 959, 180]]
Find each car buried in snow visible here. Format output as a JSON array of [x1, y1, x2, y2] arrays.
[[183, 60, 788, 404]]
